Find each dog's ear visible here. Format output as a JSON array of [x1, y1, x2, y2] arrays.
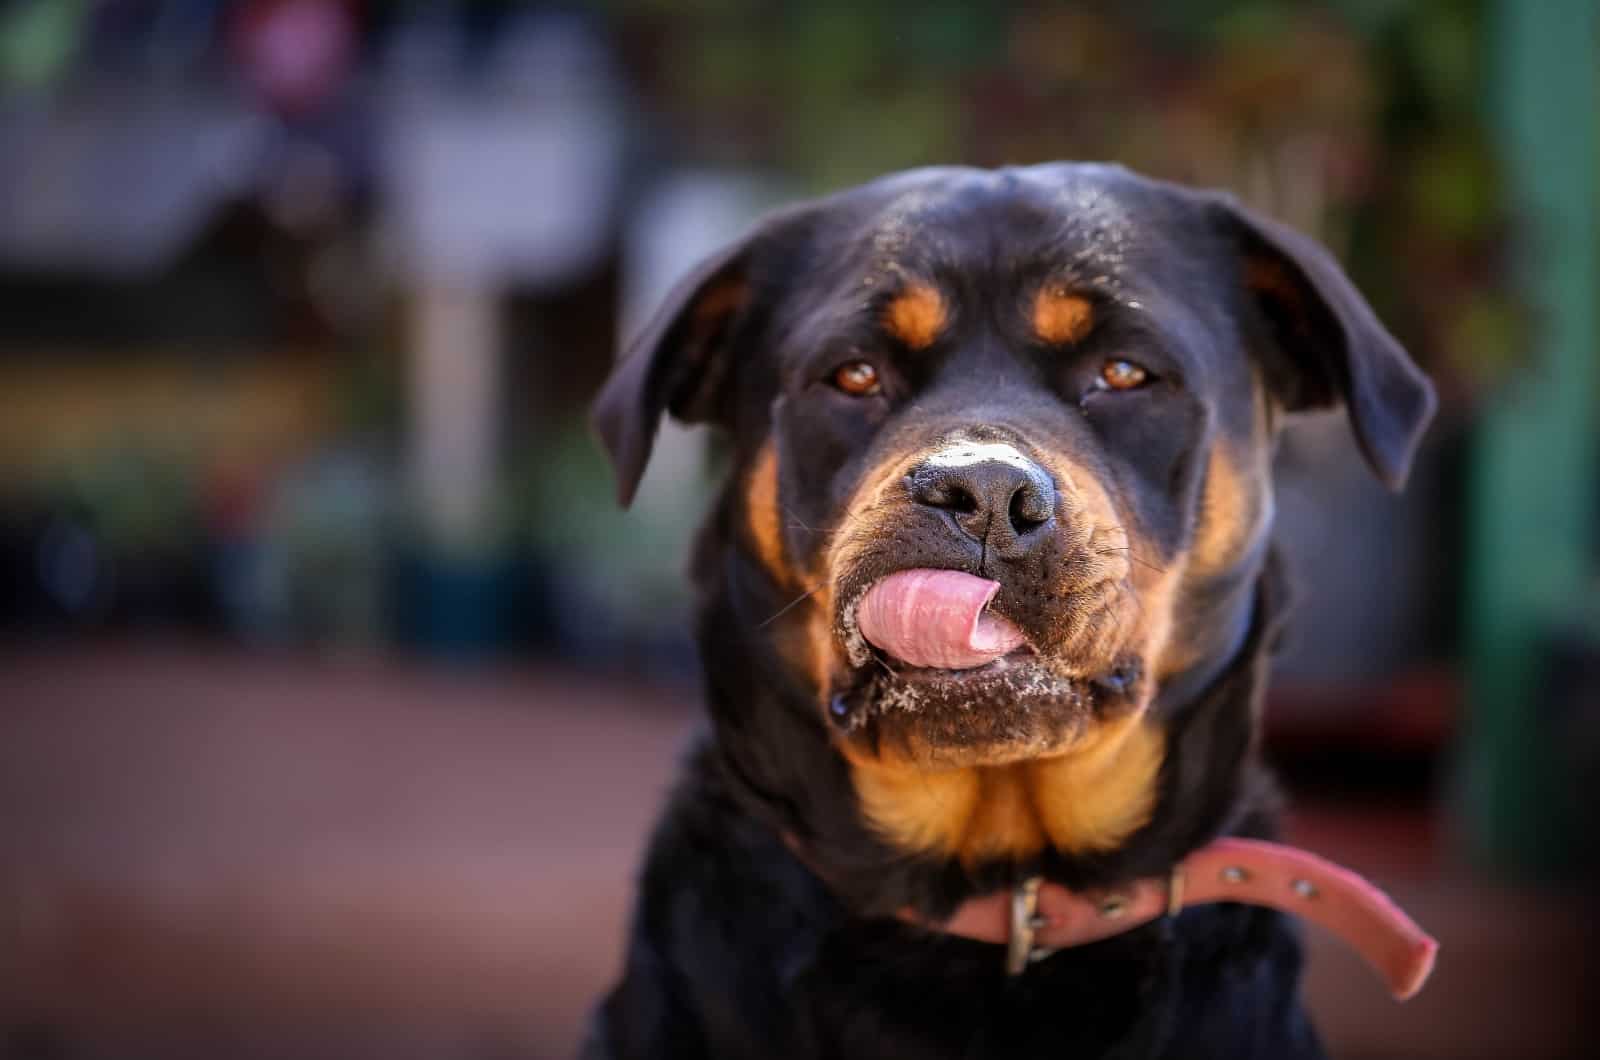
[[592, 230, 766, 508], [1213, 197, 1437, 490]]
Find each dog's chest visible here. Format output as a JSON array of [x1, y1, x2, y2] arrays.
[[845, 716, 1166, 862]]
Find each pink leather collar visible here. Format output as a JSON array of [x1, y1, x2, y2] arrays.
[[893, 837, 1437, 1000]]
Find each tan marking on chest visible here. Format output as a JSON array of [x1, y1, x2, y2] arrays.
[[1026, 715, 1165, 855], [845, 718, 1165, 863], [883, 284, 948, 350], [844, 747, 982, 854], [1031, 286, 1095, 345]]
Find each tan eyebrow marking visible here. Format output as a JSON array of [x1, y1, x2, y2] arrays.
[[882, 283, 948, 350], [1032, 285, 1095, 345]]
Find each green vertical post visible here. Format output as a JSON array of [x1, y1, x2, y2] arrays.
[[1464, 0, 1597, 872]]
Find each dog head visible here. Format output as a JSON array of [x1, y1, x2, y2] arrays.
[[595, 164, 1433, 859]]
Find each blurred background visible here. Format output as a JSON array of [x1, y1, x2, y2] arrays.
[[0, 1, 1595, 1057]]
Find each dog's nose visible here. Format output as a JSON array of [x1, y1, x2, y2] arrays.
[[906, 453, 1057, 556]]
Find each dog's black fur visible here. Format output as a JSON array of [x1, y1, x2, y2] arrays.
[[584, 164, 1435, 1059]]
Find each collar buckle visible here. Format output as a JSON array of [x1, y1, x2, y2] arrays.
[[1005, 876, 1052, 975], [1166, 862, 1186, 918]]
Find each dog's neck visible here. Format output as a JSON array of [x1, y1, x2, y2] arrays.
[[1153, 573, 1261, 720], [698, 545, 1286, 921]]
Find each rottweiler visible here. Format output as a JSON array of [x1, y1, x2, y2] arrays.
[[585, 163, 1438, 1059]]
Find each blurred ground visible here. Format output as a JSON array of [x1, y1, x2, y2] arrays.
[[0, 644, 1590, 1060]]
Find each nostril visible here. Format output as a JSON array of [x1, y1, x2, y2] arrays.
[[913, 478, 980, 515], [943, 485, 979, 515], [1008, 484, 1052, 535], [907, 453, 1056, 545]]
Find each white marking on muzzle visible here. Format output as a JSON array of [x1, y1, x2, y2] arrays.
[[924, 440, 1036, 473]]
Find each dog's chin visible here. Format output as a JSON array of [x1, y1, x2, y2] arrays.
[[833, 652, 1139, 770]]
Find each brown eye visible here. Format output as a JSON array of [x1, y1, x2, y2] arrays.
[[833, 360, 881, 396], [1099, 359, 1149, 391]]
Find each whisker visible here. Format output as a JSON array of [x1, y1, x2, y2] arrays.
[[1092, 522, 1131, 545], [781, 505, 825, 535], [755, 583, 825, 629], [1112, 574, 1144, 612], [1097, 582, 1119, 643], [1094, 546, 1167, 575], [788, 522, 843, 536]]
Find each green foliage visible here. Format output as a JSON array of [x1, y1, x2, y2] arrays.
[[41, 442, 198, 555], [604, 0, 1522, 393]]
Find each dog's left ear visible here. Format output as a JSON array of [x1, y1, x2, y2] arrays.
[[591, 229, 765, 508], [1212, 197, 1438, 490]]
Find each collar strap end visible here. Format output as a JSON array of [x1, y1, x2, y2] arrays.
[[896, 837, 1438, 1000]]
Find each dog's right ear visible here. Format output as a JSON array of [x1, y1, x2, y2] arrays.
[[591, 226, 772, 508], [1207, 194, 1437, 491]]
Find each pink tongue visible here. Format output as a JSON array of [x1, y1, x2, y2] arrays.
[[856, 569, 1027, 670]]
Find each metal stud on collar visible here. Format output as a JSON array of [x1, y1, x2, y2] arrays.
[[1220, 865, 1249, 884], [1098, 893, 1130, 919], [1291, 878, 1320, 899]]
